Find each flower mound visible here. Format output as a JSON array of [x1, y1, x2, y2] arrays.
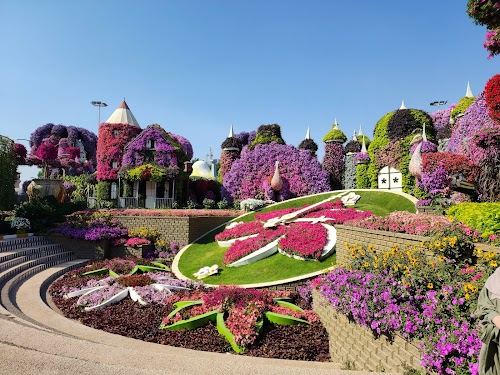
[[214, 221, 264, 241], [64, 272, 192, 310], [222, 226, 286, 265], [278, 222, 327, 260], [160, 285, 318, 351]]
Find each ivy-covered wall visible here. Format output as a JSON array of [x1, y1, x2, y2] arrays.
[[0, 136, 17, 210]]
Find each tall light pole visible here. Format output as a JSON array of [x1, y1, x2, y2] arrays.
[[430, 100, 447, 112], [91, 101, 108, 126]]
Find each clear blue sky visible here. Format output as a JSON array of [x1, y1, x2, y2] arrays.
[[0, 0, 497, 183]]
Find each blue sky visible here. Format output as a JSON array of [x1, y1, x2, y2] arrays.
[[0, 0, 497, 183]]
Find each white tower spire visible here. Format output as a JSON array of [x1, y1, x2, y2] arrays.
[[305, 127, 310, 140], [466, 81, 474, 98], [422, 124, 427, 142], [358, 125, 363, 136], [400, 100, 407, 110], [333, 118, 339, 129], [228, 124, 234, 138], [361, 136, 367, 153]]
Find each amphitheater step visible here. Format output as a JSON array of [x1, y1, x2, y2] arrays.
[[0, 236, 50, 252], [0, 244, 67, 271]]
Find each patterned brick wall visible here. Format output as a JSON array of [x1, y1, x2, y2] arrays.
[[46, 235, 110, 260], [118, 216, 238, 244], [335, 225, 500, 263], [312, 290, 423, 372]]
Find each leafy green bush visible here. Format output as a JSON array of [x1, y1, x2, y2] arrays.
[[0, 136, 17, 210], [355, 163, 370, 188], [202, 198, 216, 209], [217, 198, 229, 209], [14, 196, 64, 232], [447, 202, 500, 241], [96, 181, 111, 200]]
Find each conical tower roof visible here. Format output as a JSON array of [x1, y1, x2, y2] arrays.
[[400, 100, 407, 110], [104, 100, 140, 127], [465, 81, 474, 98], [305, 127, 310, 140]]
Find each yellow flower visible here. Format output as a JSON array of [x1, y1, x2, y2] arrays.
[[438, 256, 445, 262], [372, 262, 378, 269], [427, 283, 433, 289], [363, 262, 369, 268], [465, 293, 470, 300], [490, 260, 498, 268]]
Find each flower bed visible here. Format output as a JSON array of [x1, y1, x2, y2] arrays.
[[223, 226, 286, 266], [214, 221, 264, 242], [277, 222, 328, 260], [50, 261, 330, 362], [302, 235, 500, 374]]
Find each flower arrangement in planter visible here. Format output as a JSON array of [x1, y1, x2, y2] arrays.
[[307, 236, 500, 374], [160, 285, 318, 353], [354, 151, 370, 164], [56, 211, 128, 241], [10, 217, 30, 234], [125, 237, 151, 247]]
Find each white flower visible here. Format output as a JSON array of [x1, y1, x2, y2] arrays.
[[11, 217, 30, 230]]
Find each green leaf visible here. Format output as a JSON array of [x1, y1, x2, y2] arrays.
[[273, 297, 293, 302], [167, 300, 203, 318], [151, 261, 170, 271], [137, 265, 169, 273], [275, 300, 304, 311], [81, 268, 108, 276], [109, 269, 119, 277], [216, 313, 244, 353], [265, 311, 309, 325], [129, 265, 140, 275], [161, 310, 218, 330]]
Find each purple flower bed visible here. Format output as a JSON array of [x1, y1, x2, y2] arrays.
[[222, 143, 330, 203]]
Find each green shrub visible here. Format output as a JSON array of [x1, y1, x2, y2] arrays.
[[202, 198, 216, 209], [186, 199, 198, 209], [96, 181, 111, 200], [355, 163, 370, 188], [14, 196, 64, 232], [447, 202, 500, 240], [122, 181, 133, 197], [0, 136, 17, 210], [248, 124, 286, 150], [217, 198, 229, 209]]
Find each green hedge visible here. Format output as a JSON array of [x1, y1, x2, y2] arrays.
[[447, 202, 500, 240], [0, 136, 17, 210]]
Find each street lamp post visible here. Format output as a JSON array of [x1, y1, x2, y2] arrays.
[[430, 100, 447, 112], [91, 101, 108, 126]]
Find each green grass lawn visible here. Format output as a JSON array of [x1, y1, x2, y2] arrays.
[[177, 189, 416, 285]]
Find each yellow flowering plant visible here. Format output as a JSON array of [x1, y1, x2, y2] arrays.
[[127, 227, 160, 243]]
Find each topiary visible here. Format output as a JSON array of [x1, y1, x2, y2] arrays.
[[387, 109, 434, 142], [248, 124, 285, 150], [222, 143, 330, 203], [344, 139, 362, 154], [298, 138, 318, 156], [221, 137, 242, 150], [322, 127, 347, 143], [355, 163, 370, 189], [450, 96, 475, 123]]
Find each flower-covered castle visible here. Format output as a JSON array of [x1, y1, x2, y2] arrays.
[[96, 101, 193, 208]]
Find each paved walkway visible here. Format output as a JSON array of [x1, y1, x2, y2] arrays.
[[0, 237, 399, 375]]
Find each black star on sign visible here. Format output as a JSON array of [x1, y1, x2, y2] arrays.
[[381, 178, 387, 184], [393, 177, 399, 183]]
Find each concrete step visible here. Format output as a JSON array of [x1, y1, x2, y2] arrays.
[[0, 244, 66, 270], [0, 236, 51, 252]]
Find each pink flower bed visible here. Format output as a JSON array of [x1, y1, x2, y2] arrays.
[[303, 208, 373, 223], [223, 226, 286, 265], [125, 237, 151, 247], [278, 222, 328, 260], [215, 221, 264, 241], [253, 200, 344, 222], [344, 212, 476, 237]]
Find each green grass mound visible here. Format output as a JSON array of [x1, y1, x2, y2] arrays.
[[176, 190, 416, 285]]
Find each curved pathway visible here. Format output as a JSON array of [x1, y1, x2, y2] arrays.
[[0, 235, 398, 375]]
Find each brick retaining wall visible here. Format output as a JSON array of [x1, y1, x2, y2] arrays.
[[312, 289, 423, 372], [335, 224, 500, 262], [117, 216, 238, 244], [47, 216, 237, 260]]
